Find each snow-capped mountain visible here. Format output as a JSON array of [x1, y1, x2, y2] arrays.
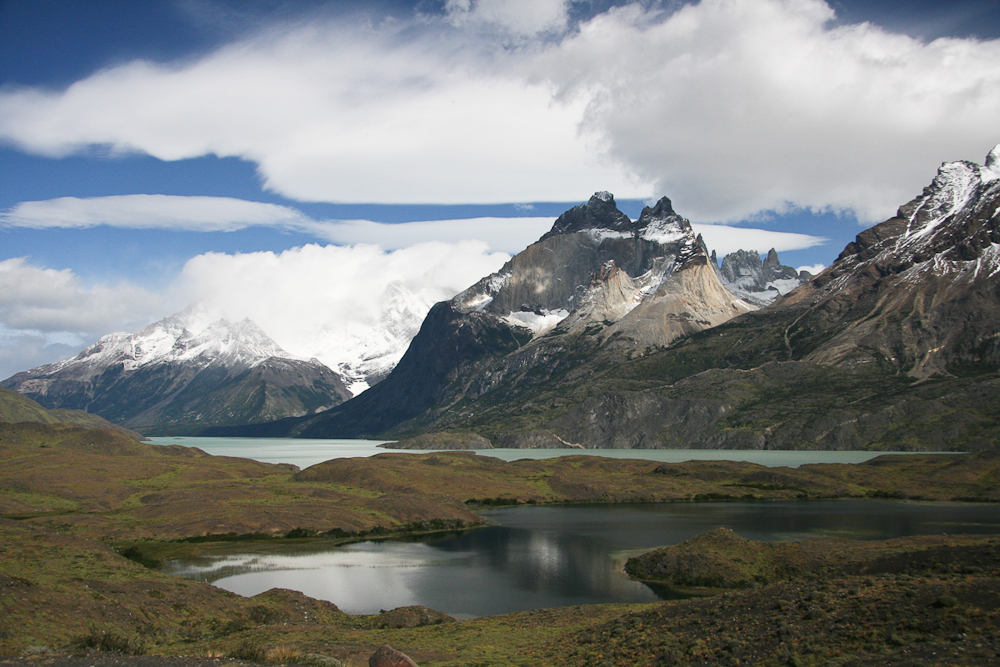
[[781, 144, 1000, 379], [2, 306, 352, 435], [714, 248, 811, 305], [227, 145, 1000, 451], [265, 192, 757, 439]]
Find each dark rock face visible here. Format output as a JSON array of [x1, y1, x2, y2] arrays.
[[539, 190, 632, 240]]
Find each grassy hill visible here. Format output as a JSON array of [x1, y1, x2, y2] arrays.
[[0, 386, 144, 438]]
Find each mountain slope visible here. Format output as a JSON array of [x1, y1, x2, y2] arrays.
[[414, 146, 1000, 450], [0, 386, 144, 438], [2, 307, 352, 435], [238, 193, 754, 439]]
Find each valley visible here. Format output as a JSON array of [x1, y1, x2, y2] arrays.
[[2, 149, 1000, 665], [1, 423, 999, 665]]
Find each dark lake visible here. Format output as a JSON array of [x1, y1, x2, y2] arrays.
[[163, 500, 1000, 618]]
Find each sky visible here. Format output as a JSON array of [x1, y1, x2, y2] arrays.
[[1, 0, 999, 381]]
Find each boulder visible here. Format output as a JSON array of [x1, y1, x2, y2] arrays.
[[369, 644, 418, 667]]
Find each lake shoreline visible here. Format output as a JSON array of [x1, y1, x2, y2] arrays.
[[3, 423, 999, 662]]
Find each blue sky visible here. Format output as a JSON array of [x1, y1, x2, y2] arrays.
[[1, 0, 999, 380]]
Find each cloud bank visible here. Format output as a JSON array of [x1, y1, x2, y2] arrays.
[[171, 241, 510, 370], [0, 194, 551, 254], [0, 241, 512, 380], [1, 0, 998, 222]]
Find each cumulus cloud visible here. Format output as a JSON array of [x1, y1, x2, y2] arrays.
[[3, 1, 997, 221], [0, 16, 640, 204], [535, 0, 1000, 221], [0, 258, 164, 334], [797, 263, 827, 275], [692, 223, 826, 257], [171, 241, 510, 368]]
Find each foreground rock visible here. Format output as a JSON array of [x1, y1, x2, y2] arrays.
[[369, 644, 419, 667]]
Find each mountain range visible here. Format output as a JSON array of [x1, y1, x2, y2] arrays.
[[1, 306, 352, 435], [212, 146, 1000, 451], [5, 145, 998, 450]]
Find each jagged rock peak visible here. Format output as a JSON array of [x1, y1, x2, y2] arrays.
[[718, 248, 803, 305], [638, 196, 676, 220], [896, 146, 1000, 240], [540, 191, 633, 240], [982, 143, 1000, 183], [635, 196, 693, 240]]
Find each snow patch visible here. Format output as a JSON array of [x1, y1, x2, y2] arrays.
[[585, 229, 630, 243], [504, 309, 569, 335], [639, 219, 687, 245], [906, 160, 981, 240], [981, 144, 1000, 183]]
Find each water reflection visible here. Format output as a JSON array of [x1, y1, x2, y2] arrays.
[[164, 500, 1000, 617]]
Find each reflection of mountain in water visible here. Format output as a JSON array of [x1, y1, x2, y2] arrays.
[[161, 501, 1000, 617]]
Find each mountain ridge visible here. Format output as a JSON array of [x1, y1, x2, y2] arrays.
[[2, 307, 352, 435], [253, 145, 1000, 450], [224, 191, 757, 439]]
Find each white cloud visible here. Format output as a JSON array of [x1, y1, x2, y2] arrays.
[[0, 17, 643, 205], [1, 195, 309, 231], [3, 0, 994, 222], [446, 0, 570, 36], [534, 0, 1000, 221], [0, 258, 165, 336], [692, 223, 825, 257], [797, 263, 826, 275], [0, 241, 510, 379], [0, 194, 552, 254], [171, 241, 510, 369], [307, 216, 553, 254]]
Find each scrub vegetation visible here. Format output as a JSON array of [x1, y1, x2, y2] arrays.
[[1, 421, 999, 665]]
